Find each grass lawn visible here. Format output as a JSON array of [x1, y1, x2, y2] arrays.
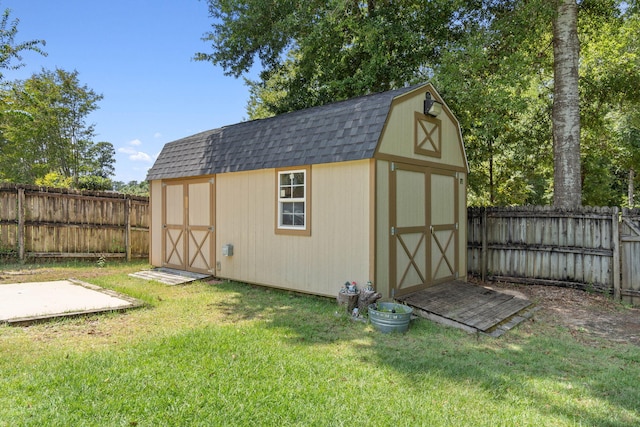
[[1, 260, 639, 426]]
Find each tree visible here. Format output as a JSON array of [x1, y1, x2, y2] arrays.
[[112, 180, 149, 196], [86, 141, 116, 178], [0, 68, 113, 186], [552, 0, 581, 208], [198, 0, 640, 206], [197, 0, 471, 115], [434, 0, 556, 205], [0, 5, 46, 81]]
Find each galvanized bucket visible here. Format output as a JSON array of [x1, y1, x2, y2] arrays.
[[368, 302, 413, 333]]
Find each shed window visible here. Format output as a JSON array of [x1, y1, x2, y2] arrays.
[[276, 167, 311, 236]]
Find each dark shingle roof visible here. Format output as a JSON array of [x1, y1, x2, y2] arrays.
[[146, 85, 422, 180]]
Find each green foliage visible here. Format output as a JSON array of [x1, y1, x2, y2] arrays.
[[76, 175, 112, 191], [34, 171, 73, 188], [0, 5, 46, 81], [199, 0, 470, 115], [112, 180, 149, 197], [200, 0, 640, 207], [0, 68, 114, 188]]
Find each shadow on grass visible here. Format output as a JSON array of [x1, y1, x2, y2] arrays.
[[209, 280, 640, 426]]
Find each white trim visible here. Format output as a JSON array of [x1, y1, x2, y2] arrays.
[[277, 169, 307, 230]]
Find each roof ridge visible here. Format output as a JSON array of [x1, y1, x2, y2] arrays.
[[218, 84, 421, 131], [147, 83, 427, 180]]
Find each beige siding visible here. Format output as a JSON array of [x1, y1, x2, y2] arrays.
[[375, 85, 469, 295], [149, 180, 163, 266], [375, 160, 390, 298], [216, 160, 372, 297], [377, 88, 466, 171]]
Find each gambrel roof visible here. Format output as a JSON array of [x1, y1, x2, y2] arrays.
[[146, 84, 422, 180]]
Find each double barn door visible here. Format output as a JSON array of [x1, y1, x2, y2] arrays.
[[390, 163, 459, 297], [163, 179, 215, 274]]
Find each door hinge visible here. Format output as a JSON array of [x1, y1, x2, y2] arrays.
[[209, 178, 215, 184], [391, 226, 396, 236], [163, 224, 167, 229], [390, 162, 396, 172], [455, 222, 459, 230], [208, 226, 215, 232]]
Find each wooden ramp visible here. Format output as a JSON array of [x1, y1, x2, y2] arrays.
[[129, 268, 211, 285], [396, 281, 536, 336]]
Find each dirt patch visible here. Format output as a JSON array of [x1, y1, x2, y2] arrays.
[[479, 279, 640, 346]]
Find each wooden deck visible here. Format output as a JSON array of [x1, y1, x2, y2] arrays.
[[396, 281, 536, 336]]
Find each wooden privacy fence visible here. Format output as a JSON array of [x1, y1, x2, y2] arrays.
[[468, 206, 640, 306], [0, 183, 149, 261]]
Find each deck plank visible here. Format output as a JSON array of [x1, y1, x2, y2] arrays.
[[398, 281, 534, 334]]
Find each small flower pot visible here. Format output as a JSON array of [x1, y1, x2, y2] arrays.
[[368, 302, 413, 333]]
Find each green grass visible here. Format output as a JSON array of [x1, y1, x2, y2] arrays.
[[1, 262, 639, 426]]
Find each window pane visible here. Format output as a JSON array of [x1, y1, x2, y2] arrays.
[[293, 202, 304, 225], [280, 174, 291, 186], [293, 202, 304, 214], [292, 185, 304, 198], [293, 172, 305, 185], [281, 187, 292, 198]]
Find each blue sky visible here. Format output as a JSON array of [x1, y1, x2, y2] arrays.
[[3, 0, 255, 183]]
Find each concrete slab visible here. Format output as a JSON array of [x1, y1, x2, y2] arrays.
[[0, 279, 143, 325]]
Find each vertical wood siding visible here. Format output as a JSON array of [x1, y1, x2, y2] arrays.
[[0, 183, 148, 259], [215, 161, 372, 297]]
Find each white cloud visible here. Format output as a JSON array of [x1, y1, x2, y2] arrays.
[[129, 139, 142, 146], [130, 152, 152, 162], [153, 132, 162, 138], [118, 146, 153, 163]]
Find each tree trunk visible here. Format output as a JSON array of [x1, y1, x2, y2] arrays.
[[552, 0, 581, 208]]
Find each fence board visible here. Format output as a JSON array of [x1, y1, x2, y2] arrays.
[[0, 183, 148, 260], [621, 208, 640, 305], [468, 206, 619, 295]]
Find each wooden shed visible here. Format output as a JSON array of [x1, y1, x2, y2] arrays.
[[146, 83, 468, 299]]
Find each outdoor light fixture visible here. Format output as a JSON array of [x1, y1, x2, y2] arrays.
[[423, 92, 442, 117]]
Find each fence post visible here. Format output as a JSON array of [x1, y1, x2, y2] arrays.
[[612, 207, 621, 300], [125, 197, 132, 261], [17, 186, 25, 262], [481, 207, 488, 281]]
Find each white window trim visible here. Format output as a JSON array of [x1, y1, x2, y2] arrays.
[[275, 166, 311, 236]]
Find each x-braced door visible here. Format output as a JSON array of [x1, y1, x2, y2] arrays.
[[163, 182, 186, 270], [162, 179, 215, 274], [390, 163, 459, 298], [429, 170, 458, 285], [186, 180, 215, 274], [390, 163, 429, 297]]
